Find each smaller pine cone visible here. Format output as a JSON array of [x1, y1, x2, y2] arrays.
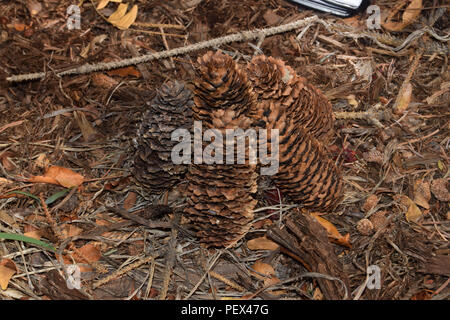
[[193, 51, 256, 128], [185, 51, 258, 247], [133, 81, 193, 194]]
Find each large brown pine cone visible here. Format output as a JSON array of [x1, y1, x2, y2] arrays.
[[185, 51, 258, 247], [246, 55, 343, 211], [133, 81, 193, 194]]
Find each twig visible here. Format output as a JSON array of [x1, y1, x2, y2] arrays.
[[6, 16, 320, 82], [93, 254, 157, 289]]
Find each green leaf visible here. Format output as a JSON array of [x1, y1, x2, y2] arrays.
[[6, 190, 40, 201], [45, 188, 70, 205], [0, 232, 56, 252]]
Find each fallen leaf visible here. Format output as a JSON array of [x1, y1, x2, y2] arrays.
[[0, 259, 17, 290], [250, 261, 275, 280], [92, 73, 119, 89], [29, 166, 84, 188], [393, 82, 412, 114], [61, 225, 83, 239], [405, 199, 423, 222], [76, 242, 102, 264], [12, 23, 26, 32], [23, 230, 41, 240], [107, 3, 128, 24], [113, 4, 138, 30], [383, 0, 423, 31], [262, 10, 281, 26], [310, 213, 352, 248], [247, 236, 279, 251], [107, 66, 141, 78], [413, 180, 431, 209]]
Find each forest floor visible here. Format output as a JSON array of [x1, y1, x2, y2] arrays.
[[0, 0, 448, 300]]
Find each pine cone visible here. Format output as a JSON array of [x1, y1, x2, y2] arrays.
[[133, 81, 193, 194], [247, 55, 343, 210], [274, 126, 344, 210], [185, 51, 258, 247], [247, 55, 334, 142]]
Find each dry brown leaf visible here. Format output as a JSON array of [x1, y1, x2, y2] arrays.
[[107, 3, 128, 24], [405, 198, 423, 222], [0, 259, 17, 290], [97, 0, 123, 10], [107, 66, 141, 78], [310, 213, 352, 248], [12, 23, 26, 32], [29, 166, 84, 188], [247, 236, 279, 251], [92, 73, 119, 89], [23, 230, 42, 240], [383, 0, 423, 31], [113, 4, 138, 30], [250, 261, 275, 280], [76, 242, 102, 263], [393, 82, 412, 114], [61, 225, 84, 239], [413, 180, 431, 209]]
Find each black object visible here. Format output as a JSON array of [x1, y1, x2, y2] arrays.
[[287, 0, 371, 17]]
